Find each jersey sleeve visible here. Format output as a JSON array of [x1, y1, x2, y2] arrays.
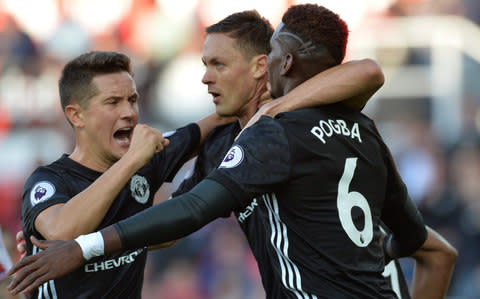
[[147, 123, 201, 187], [207, 116, 292, 207], [173, 122, 240, 197], [380, 140, 427, 252], [22, 168, 71, 237], [172, 158, 204, 197]]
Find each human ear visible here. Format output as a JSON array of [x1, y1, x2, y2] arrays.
[[65, 103, 84, 128], [280, 53, 293, 76], [252, 54, 268, 79]]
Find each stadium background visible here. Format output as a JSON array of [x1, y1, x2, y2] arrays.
[[0, 0, 479, 298]]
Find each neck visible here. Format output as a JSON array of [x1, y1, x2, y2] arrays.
[[282, 77, 305, 96], [237, 100, 259, 128], [69, 146, 113, 173], [238, 77, 268, 128]]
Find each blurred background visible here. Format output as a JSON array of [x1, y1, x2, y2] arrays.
[[0, 0, 479, 298]]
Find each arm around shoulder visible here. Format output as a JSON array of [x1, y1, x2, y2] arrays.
[[261, 58, 385, 116], [320, 58, 385, 110]]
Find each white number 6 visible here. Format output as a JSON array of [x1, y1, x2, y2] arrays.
[[337, 157, 373, 247]]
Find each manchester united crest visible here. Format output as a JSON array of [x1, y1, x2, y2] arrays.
[[130, 175, 150, 204]]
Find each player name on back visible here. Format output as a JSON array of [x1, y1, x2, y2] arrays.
[[310, 119, 362, 144]]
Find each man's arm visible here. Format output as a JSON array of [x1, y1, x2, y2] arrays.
[[7, 179, 237, 295], [35, 124, 167, 240], [378, 136, 457, 297], [264, 58, 384, 115], [239, 59, 384, 133], [195, 113, 237, 146], [176, 113, 237, 161], [410, 226, 457, 299]]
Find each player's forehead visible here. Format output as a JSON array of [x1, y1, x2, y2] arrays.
[[202, 33, 244, 63], [91, 72, 137, 98]]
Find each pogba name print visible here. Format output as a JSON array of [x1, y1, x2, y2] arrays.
[[310, 119, 362, 144]]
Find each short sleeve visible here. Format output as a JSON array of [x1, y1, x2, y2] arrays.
[[22, 169, 71, 236], [381, 140, 426, 240], [207, 116, 291, 206], [173, 122, 240, 197], [146, 123, 201, 189]]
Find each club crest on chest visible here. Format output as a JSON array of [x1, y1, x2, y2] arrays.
[[130, 175, 150, 204]]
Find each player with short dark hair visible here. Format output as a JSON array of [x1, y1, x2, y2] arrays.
[[205, 10, 273, 60], [58, 51, 133, 111], [175, 8, 384, 204], [19, 50, 232, 298]]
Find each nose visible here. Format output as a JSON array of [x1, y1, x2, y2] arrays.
[[120, 100, 138, 120], [202, 68, 214, 85]]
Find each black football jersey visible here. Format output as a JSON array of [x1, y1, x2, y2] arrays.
[[173, 121, 241, 197], [21, 124, 200, 299], [208, 106, 425, 298]]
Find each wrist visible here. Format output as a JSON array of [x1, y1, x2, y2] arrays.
[[74, 232, 104, 260], [120, 151, 146, 172]]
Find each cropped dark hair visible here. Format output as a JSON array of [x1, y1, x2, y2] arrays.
[[59, 51, 133, 110], [282, 4, 348, 65], [206, 10, 274, 59]]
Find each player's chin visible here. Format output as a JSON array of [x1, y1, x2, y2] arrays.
[[111, 146, 128, 161], [215, 106, 236, 118]]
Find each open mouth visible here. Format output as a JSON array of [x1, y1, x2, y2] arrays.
[[113, 127, 133, 145], [209, 92, 221, 103]]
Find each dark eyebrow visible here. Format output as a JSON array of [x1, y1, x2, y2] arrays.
[[104, 96, 122, 102], [129, 92, 139, 100], [202, 56, 221, 66], [104, 91, 139, 102]]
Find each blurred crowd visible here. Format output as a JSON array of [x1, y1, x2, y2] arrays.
[[1, 0, 480, 298]]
